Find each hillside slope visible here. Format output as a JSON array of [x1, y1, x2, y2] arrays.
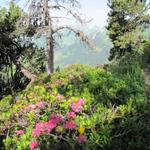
[[36, 27, 112, 68]]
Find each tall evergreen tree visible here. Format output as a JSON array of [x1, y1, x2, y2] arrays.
[[107, 0, 150, 60]]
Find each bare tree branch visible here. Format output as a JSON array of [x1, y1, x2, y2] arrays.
[[53, 26, 95, 49], [13, 0, 94, 74], [49, 5, 93, 24]]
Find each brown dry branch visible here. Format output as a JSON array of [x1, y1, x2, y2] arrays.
[[49, 5, 93, 24], [53, 26, 95, 49]]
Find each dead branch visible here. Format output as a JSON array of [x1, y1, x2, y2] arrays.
[[53, 26, 95, 49], [13, 59, 37, 83], [49, 5, 92, 24]]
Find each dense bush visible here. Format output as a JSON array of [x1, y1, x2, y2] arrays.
[[1, 64, 149, 150], [0, 95, 12, 150]]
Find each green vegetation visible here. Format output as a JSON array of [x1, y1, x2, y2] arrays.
[[1, 64, 150, 150], [107, 0, 150, 60], [0, 0, 150, 150], [0, 2, 46, 99]]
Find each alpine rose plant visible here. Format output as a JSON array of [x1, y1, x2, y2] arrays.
[[65, 121, 76, 130], [30, 141, 38, 150], [15, 130, 24, 135], [66, 112, 76, 119]]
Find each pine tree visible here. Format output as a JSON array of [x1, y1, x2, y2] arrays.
[[107, 0, 150, 60]]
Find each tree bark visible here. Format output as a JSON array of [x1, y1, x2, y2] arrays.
[[44, 0, 54, 74], [46, 35, 54, 74], [20, 67, 36, 82], [13, 59, 36, 83]]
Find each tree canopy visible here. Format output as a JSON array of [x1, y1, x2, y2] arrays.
[[0, 2, 45, 98], [107, 0, 150, 60]]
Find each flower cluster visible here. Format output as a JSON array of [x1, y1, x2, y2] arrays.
[[15, 130, 24, 135], [24, 101, 45, 113], [30, 141, 38, 150], [77, 135, 87, 144], [66, 112, 76, 119], [65, 121, 76, 130], [29, 98, 86, 149], [57, 94, 63, 100], [71, 99, 85, 112], [37, 101, 45, 109], [32, 114, 63, 137], [77, 127, 86, 144]]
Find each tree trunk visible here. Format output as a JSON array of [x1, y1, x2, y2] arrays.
[[20, 67, 37, 82], [13, 60, 36, 83], [44, 0, 54, 74], [46, 28, 54, 74]]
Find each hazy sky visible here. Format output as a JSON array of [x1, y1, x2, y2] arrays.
[[0, 0, 109, 27], [80, 0, 109, 27]]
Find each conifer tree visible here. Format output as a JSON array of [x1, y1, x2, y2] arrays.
[[107, 0, 150, 60]]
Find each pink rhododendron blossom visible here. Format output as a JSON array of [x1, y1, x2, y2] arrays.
[[77, 135, 87, 144], [71, 99, 85, 112], [32, 123, 45, 137], [57, 94, 63, 100], [29, 104, 36, 110], [71, 102, 82, 112], [35, 123, 45, 131], [65, 121, 76, 130], [66, 112, 76, 119], [44, 120, 57, 133], [24, 106, 30, 112], [32, 128, 42, 137], [30, 141, 38, 150], [32, 114, 64, 138], [37, 101, 45, 109], [32, 120, 57, 137], [78, 99, 85, 106], [49, 114, 63, 124], [15, 130, 24, 135]]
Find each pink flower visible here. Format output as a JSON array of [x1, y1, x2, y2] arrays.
[[78, 99, 85, 106], [57, 94, 63, 100], [35, 123, 45, 131], [30, 141, 38, 150], [32, 123, 45, 137], [32, 120, 58, 137], [29, 104, 36, 110], [50, 114, 63, 124], [71, 102, 82, 112], [37, 101, 45, 109], [32, 128, 42, 137], [66, 112, 76, 119], [24, 106, 30, 112], [65, 121, 76, 130], [77, 135, 87, 144], [15, 130, 24, 135], [44, 120, 57, 133]]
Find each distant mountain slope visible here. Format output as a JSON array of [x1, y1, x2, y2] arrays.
[[36, 27, 112, 68]]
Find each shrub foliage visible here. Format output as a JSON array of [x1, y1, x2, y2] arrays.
[[1, 65, 149, 150]]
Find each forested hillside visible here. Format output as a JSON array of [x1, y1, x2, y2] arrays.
[[36, 27, 112, 68]]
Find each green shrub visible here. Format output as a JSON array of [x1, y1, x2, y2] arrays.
[[0, 95, 12, 150], [0, 95, 12, 131], [2, 64, 149, 150]]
